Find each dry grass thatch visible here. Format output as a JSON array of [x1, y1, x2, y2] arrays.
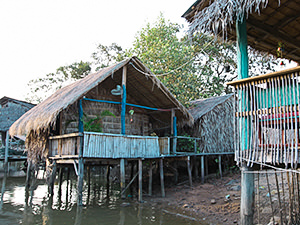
[[183, 0, 300, 63], [188, 94, 234, 153], [9, 56, 193, 137]]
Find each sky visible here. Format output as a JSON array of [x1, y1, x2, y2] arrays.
[[0, 0, 195, 101]]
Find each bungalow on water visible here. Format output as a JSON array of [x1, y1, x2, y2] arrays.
[[9, 56, 195, 204], [183, 0, 300, 224], [0, 96, 35, 166]]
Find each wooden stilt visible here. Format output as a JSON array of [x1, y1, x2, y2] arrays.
[[159, 158, 165, 197], [87, 166, 91, 204], [240, 164, 254, 225], [186, 156, 193, 187], [120, 159, 126, 199], [48, 161, 57, 196], [201, 156, 205, 184], [139, 159, 143, 202], [205, 156, 208, 176], [25, 160, 32, 190], [138, 159, 143, 202], [148, 159, 153, 196], [77, 158, 84, 206], [218, 155, 222, 179], [4, 131, 9, 173], [106, 165, 110, 198], [173, 161, 178, 184], [194, 156, 199, 180], [58, 167, 63, 202]]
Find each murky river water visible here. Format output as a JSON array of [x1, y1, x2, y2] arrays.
[[0, 172, 203, 225]]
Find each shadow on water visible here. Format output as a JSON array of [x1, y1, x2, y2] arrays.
[[0, 169, 203, 225]]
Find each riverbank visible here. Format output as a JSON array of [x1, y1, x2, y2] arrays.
[[143, 172, 241, 225]]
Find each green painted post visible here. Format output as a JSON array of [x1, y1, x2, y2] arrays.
[[236, 17, 254, 225], [236, 17, 248, 79]]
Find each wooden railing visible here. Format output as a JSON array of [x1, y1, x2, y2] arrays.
[[228, 67, 300, 167], [48, 132, 165, 159]]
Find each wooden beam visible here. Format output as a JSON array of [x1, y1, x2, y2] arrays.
[[247, 19, 300, 51]]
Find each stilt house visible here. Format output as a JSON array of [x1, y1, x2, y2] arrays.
[[183, 0, 300, 224], [9, 57, 194, 203], [0, 96, 35, 144]]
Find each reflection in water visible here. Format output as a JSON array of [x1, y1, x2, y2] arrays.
[[0, 171, 202, 225]]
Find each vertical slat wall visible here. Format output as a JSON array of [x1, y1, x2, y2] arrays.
[[234, 72, 300, 167], [83, 132, 160, 158]]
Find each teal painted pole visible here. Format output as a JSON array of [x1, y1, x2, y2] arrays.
[[237, 17, 254, 225], [236, 17, 248, 79], [121, 85, 126, 135]]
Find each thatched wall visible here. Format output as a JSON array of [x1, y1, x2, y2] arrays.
[[0, 97, 35, 132], [186, 94, 234, 153]]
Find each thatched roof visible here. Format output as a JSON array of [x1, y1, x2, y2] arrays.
[[189, 94, 234, 120], [0, 96, 35, 132], [10, 57, 193, 136], [182, 0, 300, 64]]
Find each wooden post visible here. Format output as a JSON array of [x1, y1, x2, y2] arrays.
[[194, 156, 199, 179], [171, 109, 177, 153], [4, 131, 9, 172], [240, 164, 254, 225], [120, 159, 126, 199], [236, 17, 248, 79], [218, 155, 223, 179], [159, 158, 165, 197], [121, 65, 127, 135], [77, 133, 84, 206], [201, 156, 205, 184], [25, 160, 32, 190], [78, 99, 84, 133], [237, 16, 254, 225], [106, 165, 110, 198], [138, 159, 143, 202], [186, 156, 193, 187], [148, 160, 153, 196], [48, 161, 57, 196]]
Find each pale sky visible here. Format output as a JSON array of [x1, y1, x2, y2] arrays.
[[0, 0, 195, 101]]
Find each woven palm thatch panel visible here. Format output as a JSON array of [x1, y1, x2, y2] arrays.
[[183, 0, 300, 63], [188, 94, 234, 153]]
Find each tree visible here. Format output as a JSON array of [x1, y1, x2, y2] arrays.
[[91, 43, 125, 71], [27, 14, 279, 105], [26, 61, 91, 103]]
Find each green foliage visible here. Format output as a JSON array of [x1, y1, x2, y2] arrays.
[[176, 134, 197, 152], [83, 110, 116, 132], [27, 13, 279, 105], [91, 43, 125, 71], [27, 61, 91, 103]]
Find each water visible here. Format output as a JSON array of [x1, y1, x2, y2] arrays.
[[0, 172, 203, 225]]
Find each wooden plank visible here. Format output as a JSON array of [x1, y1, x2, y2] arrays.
[[49, 132, 82, 140]]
